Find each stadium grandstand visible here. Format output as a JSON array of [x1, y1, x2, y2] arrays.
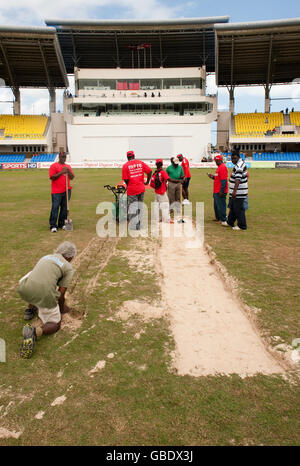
[[215, 18, 300, 160], [0, 17, 300, 165], [0, 25, 67, 159]]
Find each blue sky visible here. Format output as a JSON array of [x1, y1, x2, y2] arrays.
[[0, 0, 300, 116]]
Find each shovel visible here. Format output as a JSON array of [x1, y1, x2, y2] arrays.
[[64, 174, 73, 231]]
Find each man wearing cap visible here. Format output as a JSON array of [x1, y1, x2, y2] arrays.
[[207, 155, 228, 224], [150, 159, 173, 224], [223, 150, 248, 230], [177, 154, 191, 204], [49, 151, 74, 233], [122, 150, 152, 230], [166, 157, 185, 216], [17, 241, 77, 359]]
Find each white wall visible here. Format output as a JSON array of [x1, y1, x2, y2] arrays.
[[67, 123, 210, 162], [76, 67, 205, 80]]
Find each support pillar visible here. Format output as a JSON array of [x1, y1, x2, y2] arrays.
[[201, 65, 206, 96], [264, 86, 271, 113], [229, 88, 235, 114], [13, 87, 20, 115], [49, 87, 56, 114]]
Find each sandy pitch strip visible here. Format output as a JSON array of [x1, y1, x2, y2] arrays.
[[159, 219, 285, 378]]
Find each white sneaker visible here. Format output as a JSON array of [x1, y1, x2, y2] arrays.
[[62, 225, 66, 230], [221, 222, 230, 227], [51, 227, 57, 233], [232, 226, 241, 230], [182, 199, 190, 205]]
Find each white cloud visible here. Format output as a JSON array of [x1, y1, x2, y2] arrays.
[[0, 0, 182, 25]]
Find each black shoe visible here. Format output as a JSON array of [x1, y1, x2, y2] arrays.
[[24, 306, 37, 321], [20, 324, 37, 359]]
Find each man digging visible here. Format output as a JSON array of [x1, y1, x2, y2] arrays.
[[18, 241, 77, 359]]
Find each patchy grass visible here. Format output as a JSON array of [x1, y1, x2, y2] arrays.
[[0, 168, 299, 446]]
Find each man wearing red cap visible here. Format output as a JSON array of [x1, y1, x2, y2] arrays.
[[122, 150, 152, 230], [49, 151, 75, 233], [150, 159, 172, 223], [177, 154, 191, 204], [207, 155, 228, 223]]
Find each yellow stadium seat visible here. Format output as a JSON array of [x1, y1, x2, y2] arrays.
[[234, 112, 284, 136], [0, 115, 48, 139], [290, 112, 300, 127]]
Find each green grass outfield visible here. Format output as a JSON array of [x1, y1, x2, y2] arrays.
[[0, 168, 299, 446]]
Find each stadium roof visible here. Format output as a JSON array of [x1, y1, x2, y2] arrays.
[[0, 25, 68, 89], [215, 18, 300, 86], [45, 17, 229, 73]]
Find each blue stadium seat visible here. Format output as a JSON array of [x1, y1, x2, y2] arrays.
[[0, 154, 25, 163]]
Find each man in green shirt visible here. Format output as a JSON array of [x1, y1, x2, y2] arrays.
[[18, 241, 77, 359], [166, 157, 185, 216]]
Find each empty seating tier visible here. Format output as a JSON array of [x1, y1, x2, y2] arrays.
[[234, 113, 284, 136], [290, 112, 300, 127], [0, 154, 26, 163], [253, 152, 300, 161], [31, 153, 57, 162], [0, 115, 48, 139]]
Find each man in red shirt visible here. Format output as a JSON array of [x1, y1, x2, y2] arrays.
[[49, 152, 75, 232], [177, 154, 191, 204], [207, 155, 228, 223], [122, 150, 152, 230], [150, 159, 173, 223]]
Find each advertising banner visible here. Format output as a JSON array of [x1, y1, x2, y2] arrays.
[[37, 162, 52, 169], [251, 161, 275, 169], [0, 163, 2, 170], [275, 162, 300, 169], [27, 162, 37, 169], [2, 162, 28, 170], [226, 162, 251, 169]]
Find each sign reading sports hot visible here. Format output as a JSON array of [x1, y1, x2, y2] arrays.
[[2, 162, 28, 170]]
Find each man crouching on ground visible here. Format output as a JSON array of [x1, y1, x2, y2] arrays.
[[17, 241, 77, 359]]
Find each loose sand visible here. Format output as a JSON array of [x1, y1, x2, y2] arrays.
[[158, 219, 285, 377]]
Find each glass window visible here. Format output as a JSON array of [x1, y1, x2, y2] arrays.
[[182, 78, 202, 89], [78, 79, 98, 90], [163, 79, 181, 89], [140, 79, 161, 90], [128, 81, 140, 91], [98, 79, 116, 90]]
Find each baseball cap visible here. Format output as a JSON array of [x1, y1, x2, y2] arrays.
[[177, 154, 183, 158], [214, 155, 223, 161], [156, 158, 163, 165], [127, 150, 135, 158]]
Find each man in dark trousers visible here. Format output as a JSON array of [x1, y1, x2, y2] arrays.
[[223, 150, 248, 230], [49, 151, 75, 232], [166, 157, 185, 217], [177, 154, 191, 204], [207, 155, 228, 223], [122, 150, 152, 230]]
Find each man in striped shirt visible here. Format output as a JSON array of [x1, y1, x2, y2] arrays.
[[223, 150, 248, 230]]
